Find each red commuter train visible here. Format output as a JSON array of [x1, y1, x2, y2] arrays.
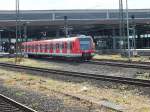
[[22, 35, 95, 60]]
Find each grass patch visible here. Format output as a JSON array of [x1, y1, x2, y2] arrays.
[[93, 54, 150, 62], [137, 107, 150, 112], [0, 57, 59, 69], [15, 91, 25, 96]]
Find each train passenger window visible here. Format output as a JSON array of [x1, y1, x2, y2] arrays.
[[45, 44, 48, 50], [32, 45, 34, 50], [50, 44, 52, 49], [56, 43, 59, 49], [64, 43, 67, 49], [38, 45, 40, 50], [22, 45, 24, 50], [35, 45, 38, 50], [59, 43, 62, 49], [34, 45, 36, 50], [62, 43, 64, 49], [42, 45, 45, 49], [32, 45, 34, 49], [40, 44, 42, 50], [70, 42, 72, 50]]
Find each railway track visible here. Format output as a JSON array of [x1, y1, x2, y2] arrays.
[[27, 57, 150, 70], [0, 62, 150, 87], [89, 60, 150, 70], [0, 94, 37, 112]]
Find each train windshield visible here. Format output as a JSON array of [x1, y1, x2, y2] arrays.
[[79, 37, 92, 50]]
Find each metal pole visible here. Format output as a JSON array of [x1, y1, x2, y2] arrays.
[[23, 23, 27, 53], [0, 31, 1, 52], [131, 15, 136, 49], [16, 0, 18, 61], [119, 0, 125, 50], [126, 0, 131, 60], [15, 0, 19, 62], [0, 30, 4, 52], [64, 16, 68, 38], [24, 23, 27, 42]]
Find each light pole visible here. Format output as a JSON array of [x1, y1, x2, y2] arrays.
[[15, 0, 21, 62], [119, 0, 125, 51], [126, 0, 131, 60], [0, 30, 4, 52]]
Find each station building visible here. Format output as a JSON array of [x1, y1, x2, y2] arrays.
[[0, 9, 150, 55]]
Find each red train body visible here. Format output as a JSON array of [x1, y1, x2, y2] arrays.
[[22, 35, 95, 60]]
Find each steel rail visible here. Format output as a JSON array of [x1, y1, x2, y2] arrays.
[[89, 60, 150, 70], [92, 58, 150, 65], [0, 94, 37, 112], [0, 62, 150, 87]]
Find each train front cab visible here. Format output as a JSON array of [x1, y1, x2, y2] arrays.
[[78, 36, 95, 60]]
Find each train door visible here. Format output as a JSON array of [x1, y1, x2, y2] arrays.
[[67, 40, 71, 56], [24, 43, 27, 52], [37, 44, 40, 53], [62, 42, 67, 54], [40, 44, 42, 53], [21, 44, 25, 53], [33, 44, 35, 53], [53, 42, 56, 54], [56, 42, 59, 54], [70, 41, 73, 54], [41, 43, 44, 53], [60, 41, 62, 54], [45, 43, 48, 53], [35, 44, 37, 53], [28, 44, 31, 53], [49, 43, 53, 54], [27, 44, 29, 53]]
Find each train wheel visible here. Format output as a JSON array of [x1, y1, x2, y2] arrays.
[[28, 54, 34, 58]]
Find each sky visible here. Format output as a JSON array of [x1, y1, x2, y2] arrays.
[[0, 0, 149, 10]]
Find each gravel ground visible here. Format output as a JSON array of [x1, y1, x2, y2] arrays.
[[29, 59, 150, 78], [0, 81, 100, 112], [0, 67, 150, 112]]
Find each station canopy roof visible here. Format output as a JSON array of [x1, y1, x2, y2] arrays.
[[0, 9, 150, 35]]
